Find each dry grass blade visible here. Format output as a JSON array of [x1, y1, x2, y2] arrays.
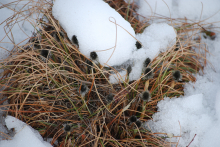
[[0, 0, 210, 146]]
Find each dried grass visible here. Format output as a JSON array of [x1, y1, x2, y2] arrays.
[[0, 0, 213, 146]]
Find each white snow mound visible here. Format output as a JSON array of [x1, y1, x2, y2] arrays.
[[52, 0, 136, 66]]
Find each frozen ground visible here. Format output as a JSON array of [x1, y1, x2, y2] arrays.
[[0, 0, 220, 147]]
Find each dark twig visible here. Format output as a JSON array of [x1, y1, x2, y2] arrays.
[[186, 134, 197, 147]]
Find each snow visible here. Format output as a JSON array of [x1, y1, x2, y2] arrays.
[[0, 97, 8, 141], [109, 23, 176, 83], [145, 28, 220, 147], [144, 42, 220, 146], [146, 94, 214, 146], [0, 0, 41, 60], [0, 116, 52, 147], [137, 0, 220, 25], [136, 23, 176, 54], [215, 90, 220, 120], [52, 0, 176, 83], [125, 0, 220, 146], [0, 1, 52, 146], [52, 0, 136, 67], [0, 0, 220, 146]]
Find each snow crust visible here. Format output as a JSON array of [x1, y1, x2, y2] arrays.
[[0, 116, 52, 147], [52, 0, 136, 66]]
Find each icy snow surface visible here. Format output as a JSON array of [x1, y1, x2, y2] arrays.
[[0, 116, 52, 147]]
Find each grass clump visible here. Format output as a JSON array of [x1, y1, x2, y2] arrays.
[[0, 0, 211, 146]]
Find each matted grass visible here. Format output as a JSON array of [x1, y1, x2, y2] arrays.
[[0, 0, 213, 146]]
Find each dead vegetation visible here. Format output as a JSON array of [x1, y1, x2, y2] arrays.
[[0, 0, 213, 146]]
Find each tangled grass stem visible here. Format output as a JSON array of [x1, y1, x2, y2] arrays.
[[0, 0, 210, 146]]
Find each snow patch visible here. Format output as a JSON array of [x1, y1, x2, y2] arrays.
[[145, 94, 214, 146], [137, 0, 220, 24], [0, 116, 52, 147], [110, 23, 176, 83]]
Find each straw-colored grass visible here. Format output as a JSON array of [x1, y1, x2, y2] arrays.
[[0, 0, 214, 146]]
